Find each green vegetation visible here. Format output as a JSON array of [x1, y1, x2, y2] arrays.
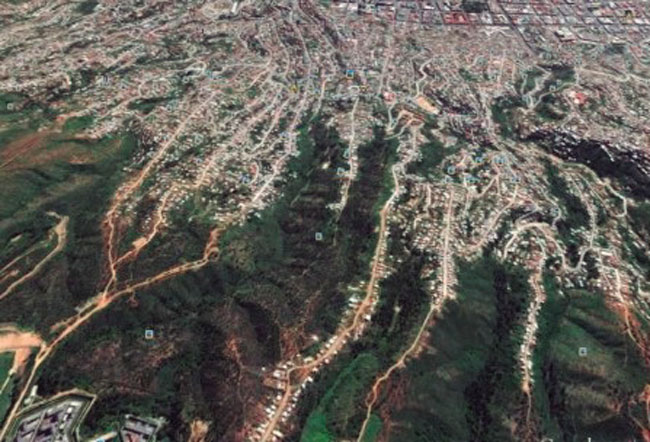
[[530, 65, 574, 122], [340, 126, 398, 272], [535, 94, 567, 121], [461, 0, 488, 12], [604, 43, 626, 56], [215, 117, 347, 331], [619, 226, 650, 278], [127, 97, 171, 115], [360, 246, 432, 365], [0, 93, 24, 114], [298, 227, 435, 440], [301, 353, 379, 441], [63, 115, 94, 133], [516, 68, 544, 95], [76, 0, 98, 14], [0, 132, 139, 334], [463, 260, 530, 441], [302, 412, 331, 442], [406, 130, 449, 179], [545, 163, 589, 252], [382, 256, 531, 441], [36, 117, 398, 440], [0, 126, 28, 147], [213, 38, 234, 53], [217, 121, 397, 335], [539, 64, 575, 89], [360, 414, 382, 442], [458, 68, 478, 82], [246, 86, 260, 99], [628, 202, 650, 240], [532, 281, 650, 440], [491, 96, 524, 138], [0, 352, 14, 425], [530, 272, 565, 439], [0, 92, 55, 128], [38, 288, 234, 439]]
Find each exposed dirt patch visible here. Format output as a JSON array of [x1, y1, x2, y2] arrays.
[[608, 299, 650, 365], [0, 327, 44, 373], [188, 420, 210, 442], [0, 131, 51, 170], [0, 125, 98, 172], [415, 95, 440, 115], [79, 335, 182, 395]]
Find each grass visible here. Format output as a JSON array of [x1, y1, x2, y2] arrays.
[[360, 414, 382, 442], [0, 126, 30, 148], [63, 115, 94, 133], [0, 133, 132, 219], [301, 353, 379, 441], [301, 411, 333, 442]]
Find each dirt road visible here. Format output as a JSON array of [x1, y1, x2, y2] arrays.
[[356, 187, 455, 442], [257, 164, 402, 442], [0, 214, 69, 303]]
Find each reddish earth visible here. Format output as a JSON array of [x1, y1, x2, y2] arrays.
[[188, 420, 210, 442], [374, 375, 408, 441], [0, 130, 97, 172], [608, 299, 650, 365], [0, 327, 43, 373], [0, 131, 50, 170]]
